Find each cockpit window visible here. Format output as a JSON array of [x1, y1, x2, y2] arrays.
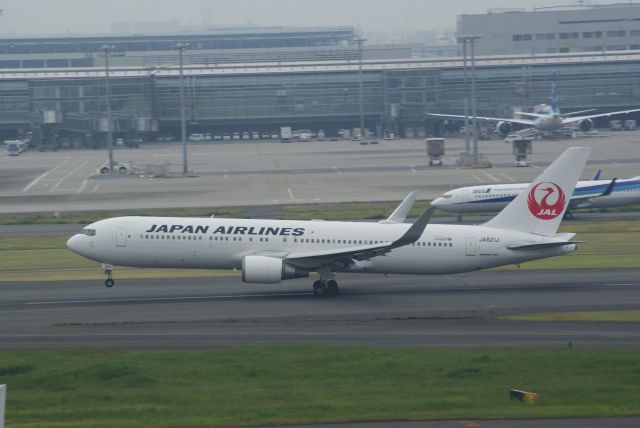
[[80, 229, 96, 236], [442, 194, 453, 199]]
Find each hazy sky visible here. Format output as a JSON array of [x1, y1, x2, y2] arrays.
[[0, 0, 586, 35]]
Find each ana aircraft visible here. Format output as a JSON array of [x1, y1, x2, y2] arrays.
[[432, 172, 640, 220], [68, 147, 590, 297], [427, 77, 640, 137]]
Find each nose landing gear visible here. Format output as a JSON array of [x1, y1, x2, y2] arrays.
[[102, 263, 115, 288]]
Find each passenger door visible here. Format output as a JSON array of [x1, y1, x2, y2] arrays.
[[116, 228, 127, 247], [465, 237, 476, 256]]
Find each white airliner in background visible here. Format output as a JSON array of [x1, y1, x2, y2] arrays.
[[432, 173, 640, 220], [68, 147, 590, 297], [427, 77, 640, 137]]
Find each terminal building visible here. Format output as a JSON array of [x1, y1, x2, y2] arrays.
[[457, 3, 640, 55], [0, 21, 640, 148]]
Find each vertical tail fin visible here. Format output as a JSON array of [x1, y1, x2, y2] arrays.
[[551, 72, 559, 114], [484, 147, 591, 236]]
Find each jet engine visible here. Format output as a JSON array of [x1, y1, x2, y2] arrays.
[[496, 121, 512, 136], [241, 255, 309, 284], [578, 118, 594, 132]]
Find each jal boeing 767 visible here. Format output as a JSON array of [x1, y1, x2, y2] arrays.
[[68, 147, 590, 296]]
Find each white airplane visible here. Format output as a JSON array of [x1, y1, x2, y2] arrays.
[[432, 172, 640, 220], [427, 77, 640, 137], [68, 147, 590, 296]]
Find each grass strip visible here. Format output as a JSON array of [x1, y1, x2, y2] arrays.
[[502, 310, 640, 322], [1, 346, 639, 428]]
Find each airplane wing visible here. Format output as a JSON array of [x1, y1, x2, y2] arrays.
[[561, 109, 597, 117], [426, 113, 535, 126], [514, 111, 547, 118], [569, 178, 617, 209], [282, 206, 436, 270], [379, 191, 418, 224], [563, 108, 640, 124]]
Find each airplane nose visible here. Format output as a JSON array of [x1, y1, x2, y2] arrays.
[[431, 198, 443, 207], [66, 234, 83, 254]]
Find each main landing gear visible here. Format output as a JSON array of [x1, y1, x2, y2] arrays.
[[312, 266, 339, 297], [103, 263, 115, 288], [312, 279, 340, 297]]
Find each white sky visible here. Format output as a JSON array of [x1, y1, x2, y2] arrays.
[[0, 0, 599, 35]]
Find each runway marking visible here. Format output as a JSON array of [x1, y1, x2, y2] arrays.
[[92, 185, 99, 193], [530, 164, 540, 169], [25, 292, 312, 306], [22, 159, 70, 192], [482, 172, 500, 182], [613, 162, 622, 166], [333, 167, 343, 175], [499, 172, 515, 182], [50, 160, 89, 193], [469, 173, 485, 183], [223, 170, 229, 179], [76, 180, 88, 194], [287, 187, 295, 200]]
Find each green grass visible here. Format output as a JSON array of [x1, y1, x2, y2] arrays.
[[0, 207, 247, 225], [281, 201, 432, 221], [1, 346, 639, 428], [502, 310, 640, 322]]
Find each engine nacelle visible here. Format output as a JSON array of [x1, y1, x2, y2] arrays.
[[241, 255, 309, 284], [496, 121, 512, 136], [578, 118, 594, 132]]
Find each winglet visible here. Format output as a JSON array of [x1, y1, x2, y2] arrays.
[[390, 206, 436, 248], [601, 178, 617, 197], [592, 169, 602, 180], [379, 191, 418, 224]]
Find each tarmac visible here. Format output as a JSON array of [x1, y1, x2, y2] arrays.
[[1, 132, 639, 214]]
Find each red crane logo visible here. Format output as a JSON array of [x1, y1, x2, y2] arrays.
[[527, 182, 566, 220]]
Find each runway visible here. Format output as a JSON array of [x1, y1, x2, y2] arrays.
[[1, 268, 639, 348]]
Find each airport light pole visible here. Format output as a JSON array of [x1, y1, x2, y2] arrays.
[[456, 35, 471, 154], [469, 35, 481, 165], [99, 45, 115, 173], [175, 42, 190, 176], [355, 37, 366, 140], [456, 35, 482, 165]]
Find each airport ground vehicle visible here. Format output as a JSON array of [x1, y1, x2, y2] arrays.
[[280, 127, 292, 143], [189, 134, 205, 141], [6, 141, 20, 156], [426, 138, 444, 166], [99, 161, 133, 175], [69, 148, 589, 296], [232, 132, 240, 140]]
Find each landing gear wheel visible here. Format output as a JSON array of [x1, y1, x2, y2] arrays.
[[103, 267, 114, 288], [326, 280, 339, 296], [313, 280, 326, 297]]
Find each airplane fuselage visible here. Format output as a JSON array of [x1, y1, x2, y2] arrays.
[[533, 114, 564, 131], [67, 216, 575, 276], [432, 178, 640, 214]]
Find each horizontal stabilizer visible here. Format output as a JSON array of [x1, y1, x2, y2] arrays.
[[507, 241, 583, 251]]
